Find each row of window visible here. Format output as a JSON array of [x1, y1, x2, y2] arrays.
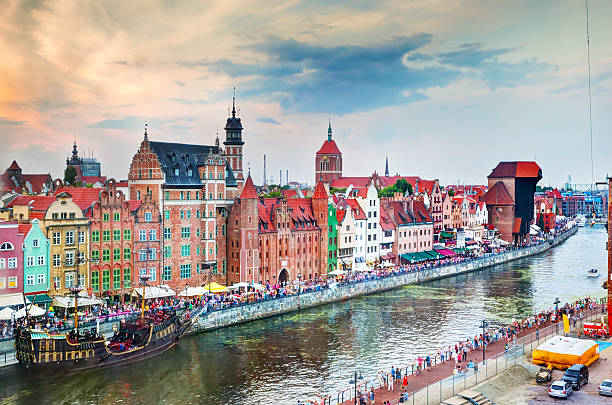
[[25, 256, 46, 267], [90, 269, 131, 291], [52, 274, 85, 290], [0, 258, 17, 269], [0, 276, 18, 289], [164, 191, 225, 201], [52, 231, 86, 245], [92, 229, 131, 242], [25, 274, 46, 286]]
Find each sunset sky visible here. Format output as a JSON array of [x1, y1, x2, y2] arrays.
[[1, 0, 611, 186]]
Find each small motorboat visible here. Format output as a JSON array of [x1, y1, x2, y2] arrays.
[[587, 268, 599, 278]]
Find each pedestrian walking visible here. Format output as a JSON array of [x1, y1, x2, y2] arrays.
[[387, 372, 394, 391]]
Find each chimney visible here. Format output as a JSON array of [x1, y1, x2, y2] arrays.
[[409, 197, 414, 213], [402, 200, 408, 212]]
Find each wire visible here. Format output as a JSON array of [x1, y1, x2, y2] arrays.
[[585, 0, 594, 190]]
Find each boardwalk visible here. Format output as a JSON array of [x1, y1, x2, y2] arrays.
[[333, 306, 603, 405]]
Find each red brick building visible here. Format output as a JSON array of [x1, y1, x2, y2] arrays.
[[131, 193, 162, 287], [482, 162, 542, 244], [218, 177, 329, 285], [315, 122, 342, 184], [128, 104, 243, 290]]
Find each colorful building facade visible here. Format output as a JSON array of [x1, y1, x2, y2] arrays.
[[0, 223, 25, 294], [23, 219, 50, 297]]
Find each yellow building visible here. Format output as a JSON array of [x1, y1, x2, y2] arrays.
[[42, 191, 90, 296]]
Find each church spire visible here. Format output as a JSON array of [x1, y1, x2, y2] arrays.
[[232, 86, 236, 118], [144, 123, 148, 142], [327, 117, 332, 141], [385, 156, 389, 177]]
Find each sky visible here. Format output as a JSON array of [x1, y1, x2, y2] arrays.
[[1, 0, 611, 187]]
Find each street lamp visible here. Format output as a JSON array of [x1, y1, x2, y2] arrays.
[[297, 273, 302, 296], [480, 320, 489, 364], [348, 370, 363, 404], [553, 297, 561, 334], [69, 284, 83, 333]]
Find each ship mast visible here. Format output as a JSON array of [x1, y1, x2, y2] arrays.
[[140, 274, 151, 320]]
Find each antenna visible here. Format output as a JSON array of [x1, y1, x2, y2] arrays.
[[263, 154, 267, 186], [585, 0, 594, 190]]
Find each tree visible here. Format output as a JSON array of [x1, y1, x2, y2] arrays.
[[447, 188, 455, 197], [64, 166, 77, 185]]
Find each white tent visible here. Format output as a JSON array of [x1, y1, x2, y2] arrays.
[[0, 307, 15, 320], [0, 293, 29, 307], [52, 296, 103, 308], [178, 286, 207, 297], [328, 269, 346, 276], [131, 286, 176, 299], [227, 282, 251, 290], [15, 304, 46, 319]]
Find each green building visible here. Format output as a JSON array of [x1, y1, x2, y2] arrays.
[[23, 219, 51, 306], [327, 204, 338, 273]]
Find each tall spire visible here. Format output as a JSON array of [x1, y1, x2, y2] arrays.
[[144, 123, 149, 142], [232, 86, 236, 118], [385, 156, 389, 177], [327, 117, 332, 141]]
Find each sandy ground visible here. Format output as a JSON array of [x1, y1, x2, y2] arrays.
[[469, 339, 612, 405]]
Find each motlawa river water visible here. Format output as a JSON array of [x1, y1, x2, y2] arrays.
[[0, 226, 607, 404]]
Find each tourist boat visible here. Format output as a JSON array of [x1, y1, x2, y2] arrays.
[[14, 276, 198, 373], [587, 268, 599, 278]]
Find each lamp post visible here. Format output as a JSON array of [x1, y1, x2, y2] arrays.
[[480, 320, 489, 364], [554, 297, 561, 334], [297, 273, 302, 309], [348, 370, 363, 404]]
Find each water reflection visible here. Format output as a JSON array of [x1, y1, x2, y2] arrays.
[[0, 227, 606, 404]]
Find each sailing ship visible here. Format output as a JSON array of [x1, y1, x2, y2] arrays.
[[14, 275, 198, 372]]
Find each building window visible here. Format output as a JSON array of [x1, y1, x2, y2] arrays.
[[148, 249, 156, 260], [186, 210, 191, 219], [165, 191, 170, 200], [65, 273, 74, 288], [113, 212, 120, 221], [103, 230, 111, 242], [91, 271, 99, 292], [113, 269, 121, 290], [137, 190, 141, 200], [139, 250, 147, 261], [37, 255, 45, 266], [123, 248, 131, 260], [180, 210, 184, 219], [139, 230, 147, 241], [113, 248, 121, 261], [102, 249, 110, 262], [91, 250, 99, 261], [53, 254, 61, 267], [103, 213, 110, 221], [37, 274, 45, 285], [164, 246, 171, 258], [52, 232, 61, 245], [164, 228, 171, 240], [52, 276, 60, 290], [163, 266, 172, 281], [186, 191, 191, 200], [180, 245, 190, 256], [26, 256, 35, 267], [149, 267, 157, 282], [165, 210, 170, 220], [113, 229, 121, 241], [65, 231, 74, 245], [149, 229, 157, 241], [181, 227, 191, 238], [124, 229, 131, 240], [64, 251, 74, 266], [26, 275, 35, 286], [32, 239, 39, 248], [102, 270, 110, 291], [145, 212, 152, 222], [196, 191, 200, 200], [92, 230, 99, 242], [180, 191, 184, 200], [123, 270, 131, 288], [180, 264, 191, 279]]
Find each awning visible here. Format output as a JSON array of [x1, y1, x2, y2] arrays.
[[380, 253, 395, 261], [26, 293, 52, 304], [178, 286, 208, 297], [435, 248, 457, 257], [439, 231, 455, 239], [0, 293, 30, 307], [15, 304, 46, 318], [513, 218, 522, 234], [52, 296, 103, 308], [200, 282, 227, 293], [131, 285, 177, 299], [400, 253, 426, 263], [0, 307, 15, 320], [423, 250, 443, 260]]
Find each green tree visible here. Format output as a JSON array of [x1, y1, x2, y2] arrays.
[[447, 188, 455, 197], [64, 166, 77, 185]]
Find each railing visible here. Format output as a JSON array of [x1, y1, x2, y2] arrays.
[[0, 350, 16, 366]]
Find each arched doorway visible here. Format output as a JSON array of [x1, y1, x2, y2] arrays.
[[278, 268, 288, 284]]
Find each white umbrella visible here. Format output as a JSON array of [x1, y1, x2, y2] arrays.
[[15, 304, 45, 319], [328, 269, 346, 276], [178, 286, 207, 297], [0, 307, 15, 320], [228, 282, 251, 290], [251, 283, 265, 291]]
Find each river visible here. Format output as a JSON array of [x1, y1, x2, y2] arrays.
[[0, 226, 607, 404]]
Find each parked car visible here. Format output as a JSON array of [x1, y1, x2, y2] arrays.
[[549, 380, 573, 399], [599, 379, 612, 396], [561, 364, 588, 390]]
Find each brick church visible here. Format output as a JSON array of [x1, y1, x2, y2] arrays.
[[127, 97, 245, 290]]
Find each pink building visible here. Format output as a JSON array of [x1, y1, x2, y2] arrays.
[[0, 223, 26, 295]]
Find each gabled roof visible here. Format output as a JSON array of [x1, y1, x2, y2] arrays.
[[489, 161, 542, 179], [54, 187, 104, 214], [336, 208, 346, 224], [283, 189, 298, 199], [240, 175, 258, 199], [312, 181, 327, 199], [286, 198, 319, 231], [18, 223, 32, 235], [346, 199, 366, 220], [7, 160, 21, 171], [481, 181, 515, 206], [316, 139, 342, 155], [127, 200, 142, 212], [6, 195, 56, 212]]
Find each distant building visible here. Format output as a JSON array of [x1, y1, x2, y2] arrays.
[[22, 219, 50, 301], [66, 142, 107, 185], [0, 160, 53, 196], [315, 122, 343, 184], [482, 161, 542, 244]]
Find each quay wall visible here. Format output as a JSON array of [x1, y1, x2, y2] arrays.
[[189, 227, 577, 334], [0, 227, 576, 359]]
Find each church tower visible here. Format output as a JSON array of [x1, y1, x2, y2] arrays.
[[315, 120, 342, 184], [224, 89, 245, 188]]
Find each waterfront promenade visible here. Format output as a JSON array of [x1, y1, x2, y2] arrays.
[[332, 300, 606, 405]]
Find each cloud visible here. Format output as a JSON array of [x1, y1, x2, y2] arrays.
[[112, 60, 129, 65], [167, 98, 209, 105], [88, 116, 142, 130], [0, 117, 26, 125], [256, 117, 281, 125], [174, 79, 185, 87]]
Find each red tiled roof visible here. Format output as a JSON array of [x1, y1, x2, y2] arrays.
[[481, 182, 515, 206], [346, 199, 366, 220], [316, 140, 342, 155], [127, 200, 142, 212], [115, 181, 128, 187], [513, 218, 522, 234], [30, 212, 45, 220], [283, 189, 298, 199], [336, 208, 346, 224], [331, 177, 370, 188], [7, 160, 21, 171], [312, 181, 327, 199], [18, 223, 32, 235], [6, 195, 56, 211], [286, 198, 319, 231], [380, 207, 395, 231], [81, 176, 108, 184], [258, 198, 278, 233], [240, 176, 258, 199], [55, 187, 104, 212], [489, 161, 541, 178]]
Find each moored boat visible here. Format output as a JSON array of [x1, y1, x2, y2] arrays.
[[587, 268, 599, 278]]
